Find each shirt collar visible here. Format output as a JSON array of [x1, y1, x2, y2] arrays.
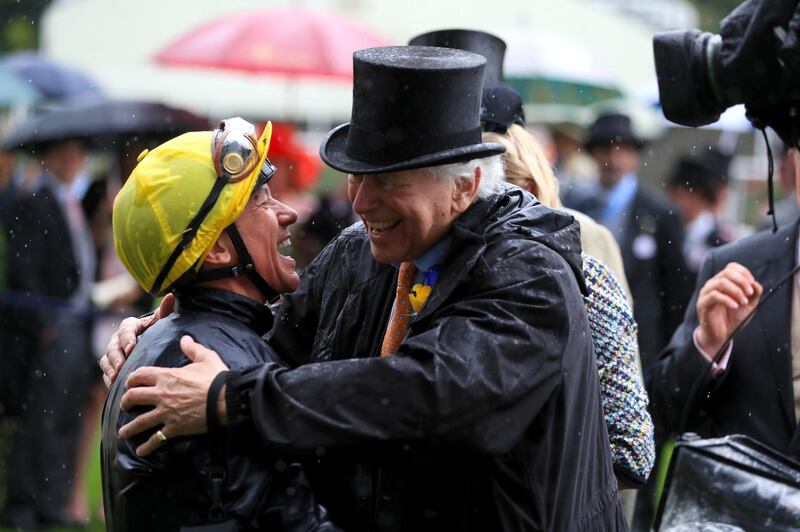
[[414, 235, 451, 273], [40, 171, 69, 202], [393, 234, 451, 275], [686, 210, 716, 244], [41, 171, 83, 204], [605, 172, 638, 202]]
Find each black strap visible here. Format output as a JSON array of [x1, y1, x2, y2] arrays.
[[225, 225, 281, 304], [207, 370, 231, 434], [761, 128, 779, 234], [151, 176, 230, 294], [177, 225, 281, 304]]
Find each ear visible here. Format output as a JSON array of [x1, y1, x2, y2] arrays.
[[522, 180, 539, 197], [203, 232, 235, 269], [451, 168, 481, 214]]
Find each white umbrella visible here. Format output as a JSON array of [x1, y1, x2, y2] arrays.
[[504, 29, 617, 87]]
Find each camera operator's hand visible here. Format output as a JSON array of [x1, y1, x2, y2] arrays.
[[99, 293, 176, 388], [695, 262, 763, 357]]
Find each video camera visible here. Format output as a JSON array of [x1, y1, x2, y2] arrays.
[[654, 0, 800, 146]]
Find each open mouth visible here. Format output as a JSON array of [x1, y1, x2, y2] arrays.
[[366, 219, 400, 236], [277, 236, 293, 256]]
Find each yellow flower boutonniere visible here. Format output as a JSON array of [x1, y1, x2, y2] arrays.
[[409, 283, 432, 314]]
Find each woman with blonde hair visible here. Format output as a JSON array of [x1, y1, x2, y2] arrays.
[[482, 86, 654, 490], [483, 117, 631, 301]]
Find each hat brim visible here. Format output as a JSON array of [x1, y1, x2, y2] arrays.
[[320, 123, 506, 175], [584, 136, 645, 152]]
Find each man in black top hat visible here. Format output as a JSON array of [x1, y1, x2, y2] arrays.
[[409, 28, 528, 130], [567, 112, 691, 369], [102, 46, 626, 531], [667, 152, 732, 284], [409, 29, 507, 88]]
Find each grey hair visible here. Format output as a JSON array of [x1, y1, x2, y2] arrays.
[[423, 154, 505, 199]]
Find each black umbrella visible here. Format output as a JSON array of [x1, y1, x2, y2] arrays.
[[1, 99, 210, 149]]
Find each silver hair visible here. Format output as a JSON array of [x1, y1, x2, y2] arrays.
[[423, 155, 505, 199]]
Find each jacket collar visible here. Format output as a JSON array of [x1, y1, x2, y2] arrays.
[[174, 287, 274, 336], [755, 217, 800, 430], [411, 184, 585, 323]]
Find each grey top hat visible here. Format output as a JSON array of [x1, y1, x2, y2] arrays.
[[319, 46, 505, 175]]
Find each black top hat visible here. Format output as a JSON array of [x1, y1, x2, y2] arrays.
[[668, 149, 730, 201], [409, 29, 506, 88], [699, 148, 731, 185], [481, 85, 526, 133], [320, 46, 505, 175], [584, 112, 644, 151], [668, 156, 722, 201]]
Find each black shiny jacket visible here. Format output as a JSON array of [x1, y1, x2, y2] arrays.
[[226, 185, 628, 531], [101, 288, 335, 531]]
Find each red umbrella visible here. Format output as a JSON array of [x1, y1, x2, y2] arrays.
[[154, 7, 390, 80]]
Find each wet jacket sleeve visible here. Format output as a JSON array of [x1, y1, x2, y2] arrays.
[[226, 240, 581, 456], [646, 248, 727, 436]]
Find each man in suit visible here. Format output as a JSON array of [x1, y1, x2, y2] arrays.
[[567, 113, 692, 368], [1, 139, 96, 528], [666, 152, 732, 286], [648, 147, 800, 456]]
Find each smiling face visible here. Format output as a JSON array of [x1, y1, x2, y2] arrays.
[[347, 168, 478, 264], [232, 183, 300, 297]]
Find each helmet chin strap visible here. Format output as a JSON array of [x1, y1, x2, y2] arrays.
[[187, 224, 282, 304]]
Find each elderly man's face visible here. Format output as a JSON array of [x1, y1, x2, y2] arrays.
[[348, 169, 465, 264]]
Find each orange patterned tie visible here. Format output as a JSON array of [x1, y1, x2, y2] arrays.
[[380, 261, 417, 357]]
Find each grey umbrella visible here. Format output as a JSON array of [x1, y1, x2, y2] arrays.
[[1, 98, 210, 149], [1, 51, 102, 101]]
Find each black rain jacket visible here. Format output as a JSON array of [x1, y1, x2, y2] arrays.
[[101, 288, 335, 531], [225, 185, 627, 531]]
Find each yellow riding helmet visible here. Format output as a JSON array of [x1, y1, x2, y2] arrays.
[[113, 119, 274, 295]]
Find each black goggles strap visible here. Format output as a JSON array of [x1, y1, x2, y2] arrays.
[[177, 224, 281, 304], [150, 175, 229, 294], [225, 224, 281, 304]]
